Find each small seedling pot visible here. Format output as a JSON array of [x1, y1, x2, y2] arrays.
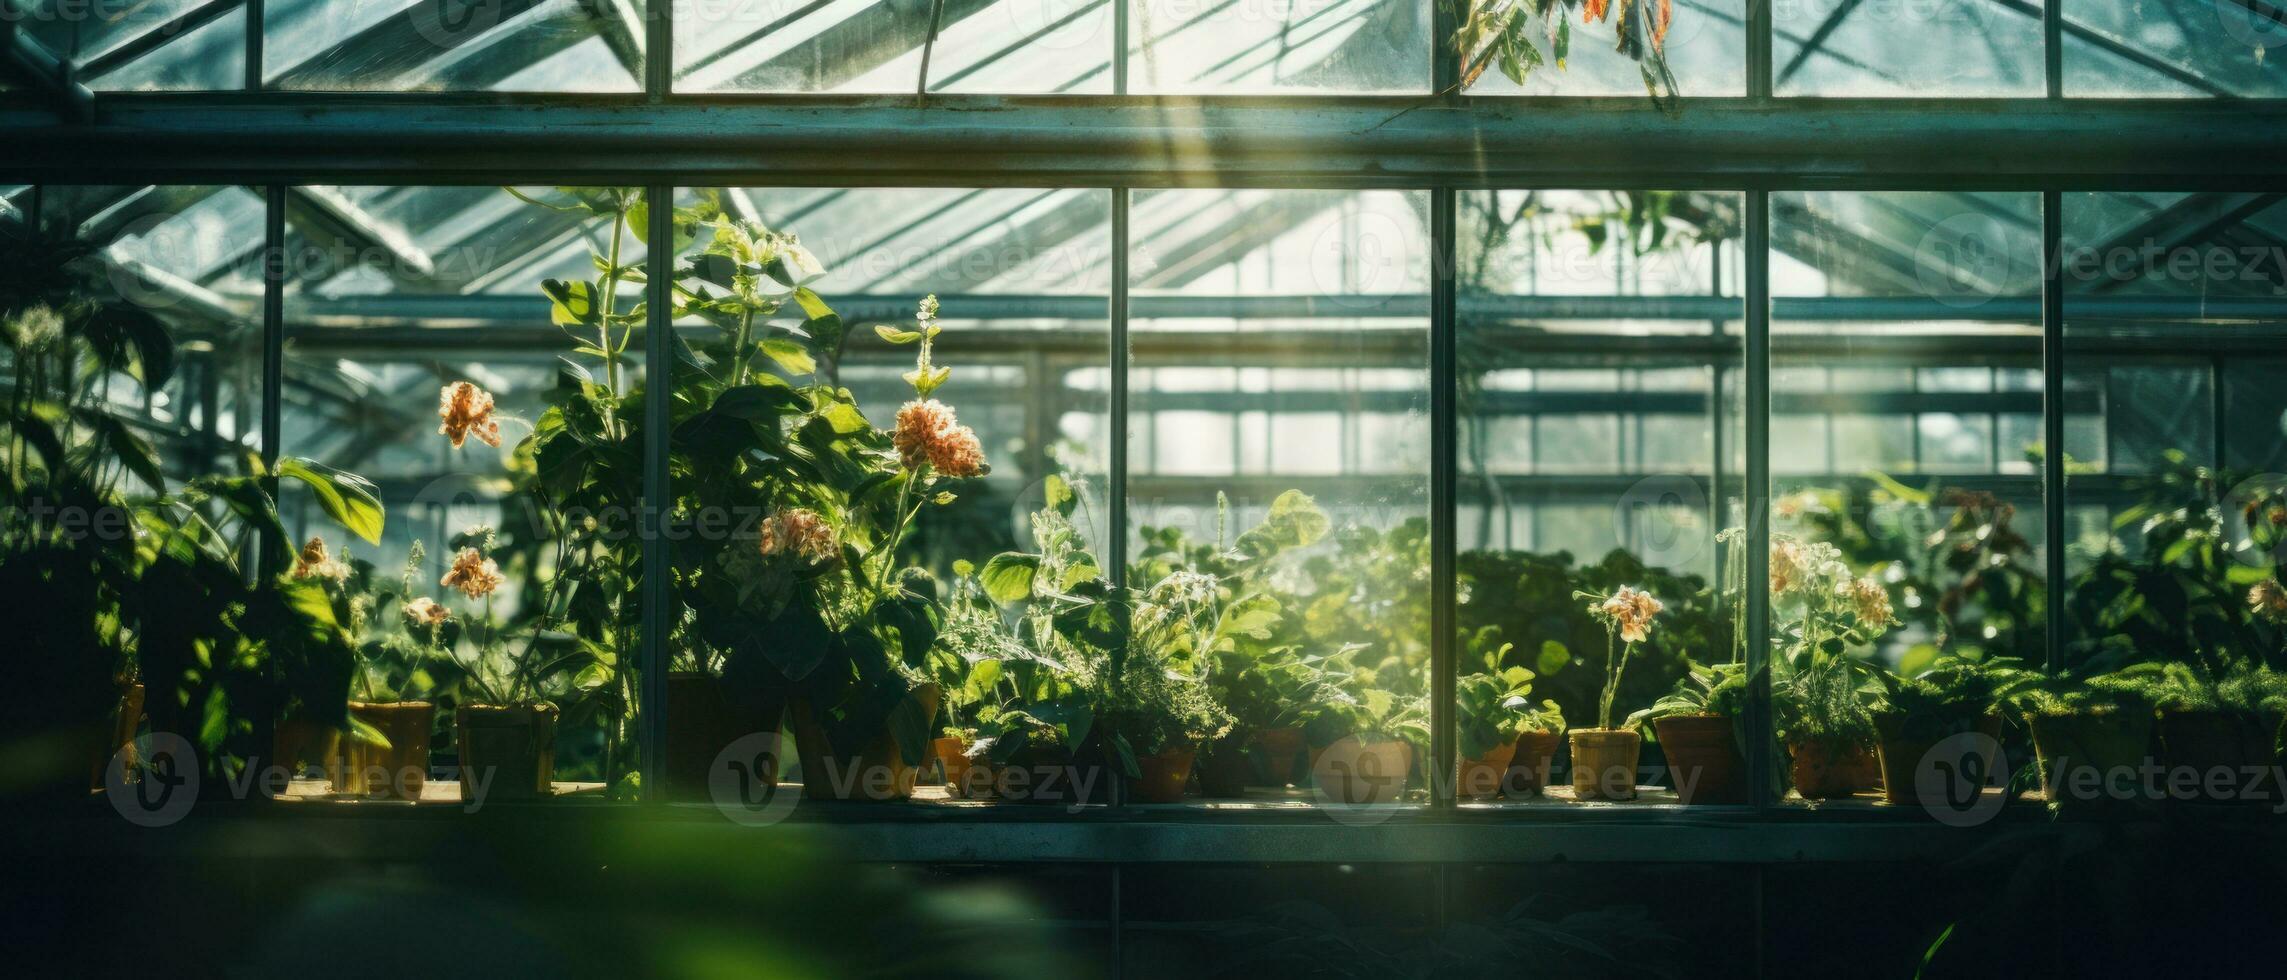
[[455, 703, 558, 803], [1506, 730, 1564, 796], [1455, 736, 1520, 800], [1569, 728, 1641, 801], [2029, 708, 2155, 811], [1656, 714, 1745, 805], [1128, 744, 1198, 804], [1873, 712, 2003, 807], [1788, 737, 1870, 800], [333, 701, 433, 800], [1311, 737, 1413, 805], [1253, 727, 1306, 787]]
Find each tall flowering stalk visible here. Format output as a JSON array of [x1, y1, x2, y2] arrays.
[[1580, 585, 1662, 730], [875, 295, 988, 587]]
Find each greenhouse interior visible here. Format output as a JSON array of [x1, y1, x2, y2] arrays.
[[4, 1, 2287, 977]]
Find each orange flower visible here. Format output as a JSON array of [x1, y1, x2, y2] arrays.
[[441, 547, 504, 600], [1654, 0, 1673, 48], [893, 399, 991, 478], [760, 508, 837, 565], [1599, 586, 1663, 643], [437, 381, 501, 449], [402, 596, 450, 627], [291, 535, 351, 582], [1584, 0, 1610, 22], [2252, 580, 2287, 624], [1844, 577, 1893, 627]]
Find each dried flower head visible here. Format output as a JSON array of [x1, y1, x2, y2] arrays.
[[1598, 586, 1663, 644], [441, 547, 504, 600], [759, 508, 837, 565], [402, 596, 450, 627], [290, 535, 351, 583], [893, 399, 991, 478], [437, 381, 501, 449], [1770, 539, 1807, 595], [1844, 577, 1894, 628], [2252, 580, 2287, 624]]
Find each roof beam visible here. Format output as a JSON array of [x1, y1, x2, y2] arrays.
[[0, 13, 94, 122]]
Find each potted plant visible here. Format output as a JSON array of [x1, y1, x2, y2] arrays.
[[2141, 661, 2286, 804], [1768, 535, 1896, 800], [1302, 689, 1428, 806], [1630, 661, 1750, 804], [308, 542, 453, 801], [1569, 586, 1661, 801], [2008, 661, 2162, 811], [1455, 629, 1564, 799], [1869, 656, 2030, 808]]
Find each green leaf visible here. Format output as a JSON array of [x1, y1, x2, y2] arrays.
[[875, 325, 923, 344], [793, 286, 834, 320], [1044, 473, 1075, 516], [979, 553, 1041, 604], [758, 338, 816, 375], [1537, 640, 1572, 675], [276, 457, 385, 545], [542, 279, 603, 327]]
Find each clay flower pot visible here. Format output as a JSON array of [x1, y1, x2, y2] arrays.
[[2157, 710, 2276, 804], [1195, 733, 1251, 798], [87, 682, 145, 791], [1253, 727, 1306, 786], [788, 684, 940, 802], [664, 671, 785, 803], [1788, 737, 1870, 800], [1507, 730, 1564, 795], [1310, 738, 1412, 805], [1654, 714, 1745, 805], [455, 702, 558, 802], [333, 701, 433, 800], [1129, 745, 1199, 804], [1456, 736, 1520, 800], [2029, 708, 2155, 810], [935, 736, 996, 799], [1569, 728, 1641, 801], [1873, 712, 2003, 807]]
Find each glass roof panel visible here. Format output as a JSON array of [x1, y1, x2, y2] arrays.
[[1465, 0, 1748, 96], [263, 0, 642, 92], [1128, 0, 1430, 93], [678, 0, 1114, 93], [1774, 0, 2042, 96], [2063, 0, 2287, 97], [17, 0, 249, 91]]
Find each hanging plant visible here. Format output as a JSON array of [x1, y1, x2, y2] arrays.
[[1450, 0, 1680, 103]]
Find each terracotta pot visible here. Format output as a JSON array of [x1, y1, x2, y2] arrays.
[[2157, 710, 2275, 804], [935, 736, 996, 799], [1129, 745, 1198, 804], [1455, 736, 1520, 800], [997, 737, 1114, 805], [1311, 738, 1413, 805], [664, 672, 784, 802], [1507, 730, 1563, 795], [788, 684, 940, 802], [1569, 728, 1641, 801], [270, 718, 339, 785], [2029, 708, 2155, 809], [332, 701, 433, 800], [1655, 714, 1745, 805], [1873, 712, 2003, 807], [1253, 727, 1306, 786], [455, 703, 558, 802], [87, 682, 145, 790], [1196, 734, 1251, 798], [1788, 738, 1870, 800]]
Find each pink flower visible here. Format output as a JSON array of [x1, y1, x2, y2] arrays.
[[1599, 586, 1663, 644]]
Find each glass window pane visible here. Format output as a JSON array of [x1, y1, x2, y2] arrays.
[[1132, 188, 1430, 806], [1771, 191, 2047, 808], [1457, 189, 1744, 806], [20, 1, 248, 91], [2061, 189, 2287, 654], [265, 0, 642, 92], [1129, 0, 1429, 93], [680, 0, 1114, 93], [1774, 0, 2042, 96], [2065, 0, 2287, 97], [280, 186, 652, 800], [1464, 0, 1747, 97]]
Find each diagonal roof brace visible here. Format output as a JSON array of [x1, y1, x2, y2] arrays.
[[0, 7, 95, 123]]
